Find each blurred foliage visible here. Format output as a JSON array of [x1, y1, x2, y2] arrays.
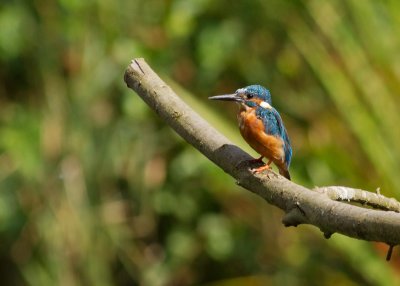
[[1, 0, 400, 285]]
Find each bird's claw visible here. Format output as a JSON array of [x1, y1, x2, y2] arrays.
[[251, 164, 270, 174]]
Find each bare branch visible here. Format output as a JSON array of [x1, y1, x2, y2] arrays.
[[315, 186, 400, 212], [124, 58, 400, 247]]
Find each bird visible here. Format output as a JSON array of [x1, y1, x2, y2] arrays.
[[209, 85, 292, 180]]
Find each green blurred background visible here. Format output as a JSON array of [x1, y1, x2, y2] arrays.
[[1, 0, 400, 285]]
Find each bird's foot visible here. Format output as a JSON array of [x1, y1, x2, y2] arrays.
[[252, 164, 270, 174], [251, 159, 272, 175]]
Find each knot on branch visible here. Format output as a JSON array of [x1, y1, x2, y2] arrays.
[[282, 203, 308, 227]]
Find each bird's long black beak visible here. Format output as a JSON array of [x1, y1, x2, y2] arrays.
[[208, 94, 243, 102]]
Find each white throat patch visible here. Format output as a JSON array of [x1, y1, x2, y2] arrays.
[[260, 101, 272, 109]]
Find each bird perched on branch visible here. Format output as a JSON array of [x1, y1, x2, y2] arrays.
[[209, 85, 292, 180]]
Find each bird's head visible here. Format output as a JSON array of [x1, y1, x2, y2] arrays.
[[209, 85, 272, 109]]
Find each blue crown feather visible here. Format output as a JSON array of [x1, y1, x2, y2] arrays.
[[240, 85, 272, 104]]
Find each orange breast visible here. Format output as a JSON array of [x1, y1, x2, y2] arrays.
[[238, 109, 285, 164]]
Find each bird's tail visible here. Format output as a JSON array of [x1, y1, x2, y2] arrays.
[[279, 168, 291, 180]]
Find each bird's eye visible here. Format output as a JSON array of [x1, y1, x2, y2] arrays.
[[246, 93, 254, 99]]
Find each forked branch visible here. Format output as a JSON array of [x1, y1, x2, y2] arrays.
[[124, 58, 400, 254]]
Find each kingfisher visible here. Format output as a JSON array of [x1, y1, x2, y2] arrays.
[[209, 85, 292, 180]]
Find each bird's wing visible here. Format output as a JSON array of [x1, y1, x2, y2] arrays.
[[256, 107, 292, 168]]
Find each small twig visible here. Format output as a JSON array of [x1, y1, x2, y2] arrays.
[[386, 245, 395, 261], [315, 186, 400, 212]]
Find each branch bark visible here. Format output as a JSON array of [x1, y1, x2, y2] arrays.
[[124, 58, 400, 248]]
